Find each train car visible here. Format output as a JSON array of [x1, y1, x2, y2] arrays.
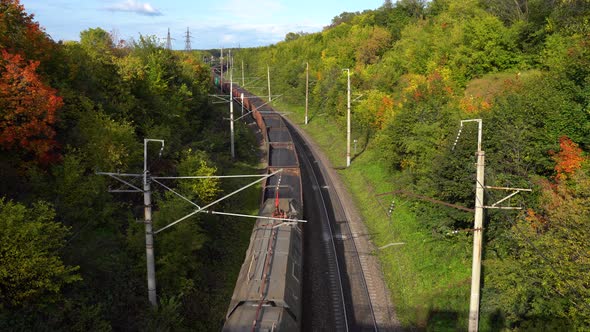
[[216, 75, 304, 331]]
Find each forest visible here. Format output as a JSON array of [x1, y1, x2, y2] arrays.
[[1, 0, 590, 330], [236, 0, 590, 330], [0, 0, 261, 330]]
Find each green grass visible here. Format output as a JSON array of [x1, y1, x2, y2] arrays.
[[273, 99, 474, 330]]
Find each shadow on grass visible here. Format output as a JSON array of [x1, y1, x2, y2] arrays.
[[351, 131, 371, 163], [426, 309, 462, 332], [418, 308, 567, 332]]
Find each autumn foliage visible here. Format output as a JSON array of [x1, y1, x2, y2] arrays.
[[0, 0, 61, 163], [0, 0, 54, 63], [551, 136, 585, 180], [0, 50, 62, 163]]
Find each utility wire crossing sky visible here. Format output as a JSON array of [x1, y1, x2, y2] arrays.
[[22, 0, 386, 50]]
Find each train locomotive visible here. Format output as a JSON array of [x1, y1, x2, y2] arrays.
[[215, 75, 304, 331]]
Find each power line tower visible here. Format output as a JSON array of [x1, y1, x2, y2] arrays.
[[165, 28, 172, 50], [184, 27, 192, 51]]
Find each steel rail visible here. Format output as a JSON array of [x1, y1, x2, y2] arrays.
[[287, 120, 350, 331], [286, 117, 378, 331]]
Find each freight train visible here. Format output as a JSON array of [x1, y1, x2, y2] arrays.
[[215, 74, 304, 331]]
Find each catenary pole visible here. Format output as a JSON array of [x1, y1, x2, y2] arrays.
[[267, 65, 271, 102], [98, 139, 299, 308], [305, 62, 309, 125], [229, 50, 235, 159], [469, 149, 485, 332], [241, 93, 244, 116], [464, 119, 484, 332], [345, 68, 351, 167], [220, 48, 223, 88], [452, 118, 530, 331], [241, 59, 245, 87], [144, 138, 164, 307]]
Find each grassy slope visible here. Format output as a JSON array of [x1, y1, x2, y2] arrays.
[[274, 101, 476, 331]]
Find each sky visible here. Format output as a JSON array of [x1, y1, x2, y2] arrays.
[[21, 0, 387, 50]]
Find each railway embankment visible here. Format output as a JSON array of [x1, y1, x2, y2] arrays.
[[273, 99, 473, 330], [283, 115, 402, 331]]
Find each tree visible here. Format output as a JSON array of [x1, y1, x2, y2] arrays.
[[127, 150, 220, 299], [176, 149, 221, 203], [397, 0, 427, 18], [79, 28, 114, 57], [0, 0, 55, 64], [479, 0, 530, 23], [552, 136, 585, 180], [284, 32, 302, 42], [542, 32, 590, 87], [485, 161, 590, 329], [74, 28, 133, 119], [327, 11, 359, 29], [355, 26, 392, 65], [0, 198, 80, 307], [0, 50, 62, 163], [355, 89, 394, 133], [75, 110, 140, 171]]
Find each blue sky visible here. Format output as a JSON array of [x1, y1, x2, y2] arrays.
[[21, 0, 386, 50]]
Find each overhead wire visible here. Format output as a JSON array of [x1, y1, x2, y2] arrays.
[[449, 118, 590, 314], [78, 143, 166, 247]]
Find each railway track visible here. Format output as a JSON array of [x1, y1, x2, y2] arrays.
[[285, 118, 378, 331], [293, 120, 348, 331], [216, 64, 392, 329]]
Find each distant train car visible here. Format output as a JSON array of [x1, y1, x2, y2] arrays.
[[214, 74, 303, 331]]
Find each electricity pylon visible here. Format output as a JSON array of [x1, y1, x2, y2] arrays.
[[184, 27, 192, 51]]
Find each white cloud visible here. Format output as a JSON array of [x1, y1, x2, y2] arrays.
[[106, 0, 162, 16], [222, 34, 237, 43]]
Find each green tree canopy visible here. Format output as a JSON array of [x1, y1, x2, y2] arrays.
[[0, 198, 80, 307]]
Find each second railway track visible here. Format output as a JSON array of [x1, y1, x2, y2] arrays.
[[285, 118, 379, 331], [293, 119, 348, 331]]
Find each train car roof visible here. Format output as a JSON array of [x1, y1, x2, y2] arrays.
[[223, 305, 297, 331], [225, 199, 302, 322]]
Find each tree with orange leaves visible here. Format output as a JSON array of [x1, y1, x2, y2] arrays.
[[552, 136, 585, 180], [0, 0, 54, 64], [0, 50, 62, 163]]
